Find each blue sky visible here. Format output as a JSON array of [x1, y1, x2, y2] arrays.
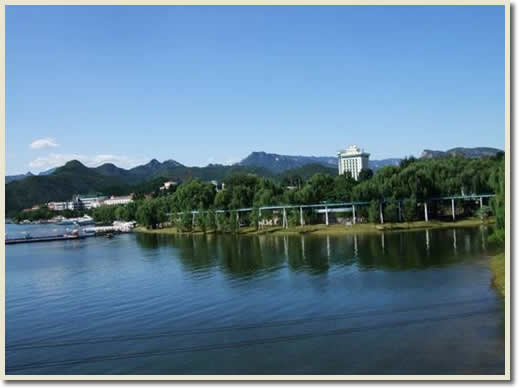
[[6, 5, 504, 175]]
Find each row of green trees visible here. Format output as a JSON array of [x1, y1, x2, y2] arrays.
[[98, 154, 501, 230], [489, 157, 505, 245], [12, 207, 88, 223], [19, 154, 501, 230]]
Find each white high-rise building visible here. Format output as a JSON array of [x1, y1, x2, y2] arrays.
[[337, 145, 370, 180]]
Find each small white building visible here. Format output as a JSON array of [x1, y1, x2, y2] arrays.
[[49, 195, 107, 211], [103, 195, 134, 206], [337, 145, 370, 180], [211, 180, 225, 192], [160, 181, 177, 191], [74, 195, 107, 209], [48, 202, 68, 211]]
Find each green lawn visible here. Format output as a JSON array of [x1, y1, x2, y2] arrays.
[[135, 217, 494, 237]]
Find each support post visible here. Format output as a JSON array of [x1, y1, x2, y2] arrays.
[[451, 199, 456, 221], [236, 211, 239, 229], [479, 197, 483, 208], [352, 204, 356, 224], [192, 212, 195, 227], [424, 202, 428, 222], [398, 201, 402, 222], [283, 208, 287, 229], [259, 208, 262, 229], [299, 207, 304, 226], [379, 203, 384, 224], [325, 206, 329, 226]]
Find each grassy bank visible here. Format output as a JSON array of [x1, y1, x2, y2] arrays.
[[490, 252, 505, 297], [135, 217, 494, 237]]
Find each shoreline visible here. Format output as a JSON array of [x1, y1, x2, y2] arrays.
[[489, 252, 505, 297], [135, 217, 495, 237]]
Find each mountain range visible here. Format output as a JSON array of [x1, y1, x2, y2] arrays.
[[236, 151, 401, 173], [5, 167, 56, 184], [5, 147, 503, 215], [420, 147, 503, 159]]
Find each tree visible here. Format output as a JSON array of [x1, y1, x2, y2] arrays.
[[281, 174, 303, 188], [399, 156, 417, 170], [207, 209, 217, 231], [384, 198, 399, 223], [297, 173, 335, 204], [489, 159, 505, 245], [287, 209, 300, 227], [333, 172, 356, 201], [402, 196, 417, 222], [214, 189, 232, 209], [169, 179, 215, 212], [250, 206, 260, 231], [367, 200, 380, 223], [476, 205, 491, 222], [92, 205, 117, 224], [195, 211, 208, 233], [174, 211, 192, 232], [136, 199, 167, 229], [358, 168, 373, 182]]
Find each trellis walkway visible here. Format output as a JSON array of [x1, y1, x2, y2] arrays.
[[171, 194, 495, 229]]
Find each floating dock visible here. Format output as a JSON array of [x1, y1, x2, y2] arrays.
[[6, 234, 84, 245], [6, 222, 136, 245]]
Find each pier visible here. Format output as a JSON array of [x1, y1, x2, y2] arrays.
[[6, 234, 84, 245], [6, 221, 136, 245]]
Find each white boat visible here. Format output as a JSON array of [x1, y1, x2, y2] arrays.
[[59, 215, 95, 226], [77, 215, 95, 226]]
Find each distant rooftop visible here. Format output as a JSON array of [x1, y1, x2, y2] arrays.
[[338, 145, 369, 156]]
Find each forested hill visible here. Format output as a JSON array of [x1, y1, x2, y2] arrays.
[[237, 152, 337, 173], [5, 167, 56, 184], [6, 160, 287, 215], [236, 151, 401, 172], [5, 161, 128, 215], [84, 153, 504, 230], [420, 147, 503, 159], [6, 148, 504, 216]]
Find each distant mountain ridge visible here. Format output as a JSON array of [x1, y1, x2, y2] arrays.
[[420, 147, 503, 159], [5, 172, 33, 184], [5, 159, 272, 214], [237, 152, 337, 173], [6, 147, 502, 215], [5, 167, 56, 184], [236, 151, 401, 172]]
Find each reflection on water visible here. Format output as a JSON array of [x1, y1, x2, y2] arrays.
[[6, 225, 504, 375], [135, 226, 495, 276]]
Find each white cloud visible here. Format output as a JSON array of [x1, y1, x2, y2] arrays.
[[29, 153, 148, 172], [30, 137, 59, 150]]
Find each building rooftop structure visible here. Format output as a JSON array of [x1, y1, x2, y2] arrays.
[[338, 145, 369, 157], [160, 181, 178, 191], [337, 145, 370, 180]]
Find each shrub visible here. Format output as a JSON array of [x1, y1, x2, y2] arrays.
[[475, 205, 491, 221]]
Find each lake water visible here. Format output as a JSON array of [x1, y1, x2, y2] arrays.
[[6, 224, 505, 375]]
